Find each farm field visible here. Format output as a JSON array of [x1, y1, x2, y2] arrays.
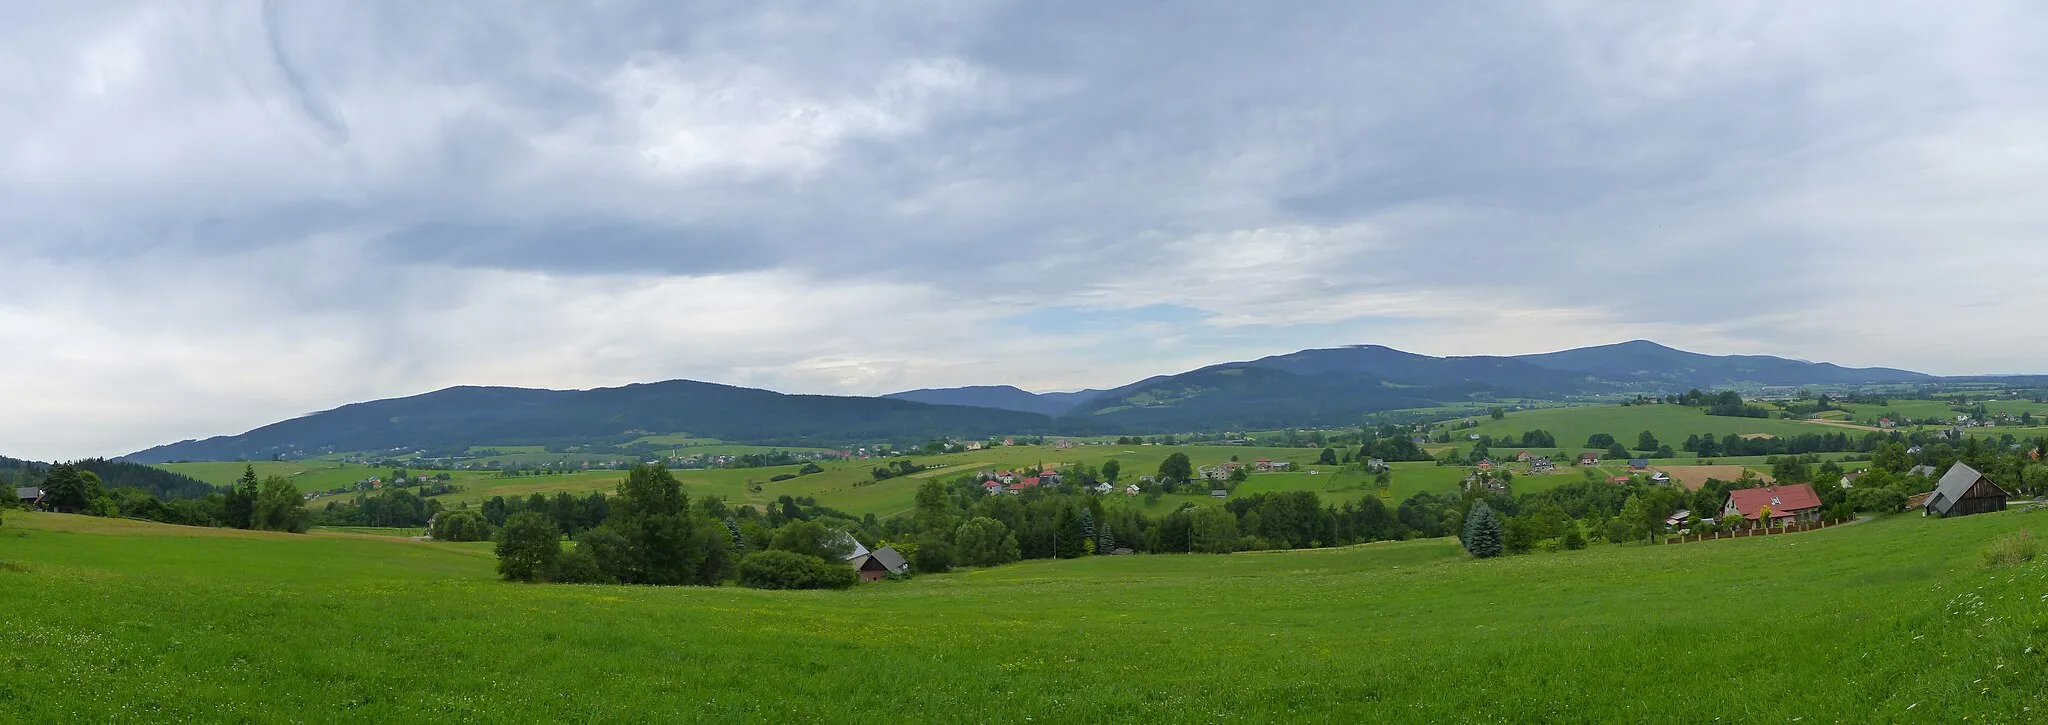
[[157, 460, 388, 492], [3, 508, 2044, 721], [1454, 404, 1837, 455]]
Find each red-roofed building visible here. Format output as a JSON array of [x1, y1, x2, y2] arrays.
[[1608, 476, 1631, 484], [1514, 450, 1532, 463], [1723, 484, 1824, 525], [1578, 452, 1599, 466], [1255, 457, 1276, 472], [981, 480, 1003, 495]]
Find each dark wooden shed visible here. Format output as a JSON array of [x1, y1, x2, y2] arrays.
[[1924, 463, 2009, 518]]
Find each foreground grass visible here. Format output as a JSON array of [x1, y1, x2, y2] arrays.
[[3, 510, 2044, 722]]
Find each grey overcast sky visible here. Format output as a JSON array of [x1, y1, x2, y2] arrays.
[[5, 1, 2048, 460]]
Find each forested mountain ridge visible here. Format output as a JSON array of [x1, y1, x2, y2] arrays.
[[122, 379, 1108, 463]]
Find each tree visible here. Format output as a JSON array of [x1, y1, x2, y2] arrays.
[[1587, 433, 1616, 449], [1618, 494, 1658, 543], [1607, 443, 1630, 460], [1317, 448, 1338, 466], [611, 464, 716, 586], [1490, 407, 1506, 420], [225, 464, 259, 528], [1770, 459, 1812, 484], [1637, 431, 1660, 451], [1102, 459, 1121, 484], [1561, 522, 1587, 550], [251, 475, 307, 532], [770, 520, 855, 561], [954, 517, 1021, 567], [431, 510, 492, 542], [1502, 516, 1538, 555], [913, 479, 954, 532], [1462, 502, 1503, 558], [1190, 506, 1238, 553], [496, 511, 561, 582], [737, 551, 857, 590], [1157, 453, 1193, 484], [41, 464, 105, 515], [1872, 443, 1913, 474], [910, 535, 954, 573]]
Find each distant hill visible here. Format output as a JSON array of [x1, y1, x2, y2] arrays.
[[1063, 365, 1461, 430], [123, 379, 1109, 463], [884, 385, 1105, 417], [2, 454, 218, 500], [122, 340, 1947, 462], [1513, 340, 1932, 388]]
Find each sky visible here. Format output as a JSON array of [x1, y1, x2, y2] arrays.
[[5, 1, 2048, 460]]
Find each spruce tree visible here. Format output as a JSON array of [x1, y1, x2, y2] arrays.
[[1463, 501, 1504, 558], [1079, 508, 1096, 553]]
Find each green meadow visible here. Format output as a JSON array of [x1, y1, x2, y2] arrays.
[[3, 508, 2043, 722], [1456, 404, 1833, 455]]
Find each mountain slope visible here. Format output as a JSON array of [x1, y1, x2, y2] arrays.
[[124, 380, 1108, 463], [1514, 340, 1931, 388], [883, 385, 1104, 417], [1243, 346, 1609, 395], [2, 455, 218, 500], [1067, 365, 1458, 430]]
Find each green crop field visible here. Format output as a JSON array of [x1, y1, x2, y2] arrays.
[[1456, 404, 1856, 456], [3, 508, 2044, 721], [1835, 399, 1963, 423], [156, 460, 389, 492]]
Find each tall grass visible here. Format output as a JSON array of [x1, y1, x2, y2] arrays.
[[2, 510, 2043, 722]]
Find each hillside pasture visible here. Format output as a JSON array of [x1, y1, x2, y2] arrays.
[[2, 509, 2044, 722], [1458, 404, 1870, 458]]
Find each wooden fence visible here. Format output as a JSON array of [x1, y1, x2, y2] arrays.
[[1661, 518, 1851, 545]]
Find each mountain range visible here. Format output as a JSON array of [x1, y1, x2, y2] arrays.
[[122, 340, 1939, 463]]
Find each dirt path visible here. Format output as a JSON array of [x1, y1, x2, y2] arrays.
[[1794, 418, 1885, 433]]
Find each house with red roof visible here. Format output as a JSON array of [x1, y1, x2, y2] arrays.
[[1723, 484, 1823, 526], [1578, 452, 1600, 466], [981, 480, 1004, 495], [1255, 457, 1276, 472], [1514, 450, 1532, 463]]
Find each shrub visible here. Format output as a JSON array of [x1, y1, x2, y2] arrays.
[[1981, 530, 2041, 569], [738, 550, 857, 590], [1562, 525, 1588, 550], [770, 474, 797, 482], [430, 511, 492, 542], [911, 536, 954, 574]]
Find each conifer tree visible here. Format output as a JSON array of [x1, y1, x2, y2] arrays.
[[1462, 501, 1503, 558]]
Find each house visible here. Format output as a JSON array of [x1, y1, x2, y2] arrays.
[[849, 546, 910, 582], [1476, 459, 1494, 471], [1514, 450, 1532, 463], [1125, 483, 1141, 496], [1628, 458, 1649, 472], [1650, 472, 1672, 485], [14, 487, 44, 510], [1269, 461, 1293, 471], [1579, 452, 1600, 466], [1663, 510, 1692, 529], [1908, 464, 1938, 478], [1878, 417, 1895, 429], [1723, 484, 1824, 526], [1906, 446, 1924, 455], [1923, 462, 2009, 518], [1255, 457, 1276, 472], [981, 480, 1004, 496], [1092, 482, 1114, 495], [1529, 457, 1555, 474], [1366, 459, 1390, 473], [1839, 471, 1864, 488], [1211, 488, 1228, 499]]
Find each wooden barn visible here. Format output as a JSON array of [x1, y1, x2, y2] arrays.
[[849, 547, 909, 582], [1923, 463, 2009, 518]]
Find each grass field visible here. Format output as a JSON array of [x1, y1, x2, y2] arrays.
[[3, 508, 2043, 721], [1457, 405, 1836, 456]]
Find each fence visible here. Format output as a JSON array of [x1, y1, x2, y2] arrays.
[[1661, 517, 1851, 545]]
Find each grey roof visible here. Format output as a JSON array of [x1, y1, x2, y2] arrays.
[[1908, 465, 1938, 477], [863, 546, 909, 573], [1925, 462, 2006, 516], [14, 487, 41, 500]]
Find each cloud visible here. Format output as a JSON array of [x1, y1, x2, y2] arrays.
[[3, 0, 2048, 459]]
